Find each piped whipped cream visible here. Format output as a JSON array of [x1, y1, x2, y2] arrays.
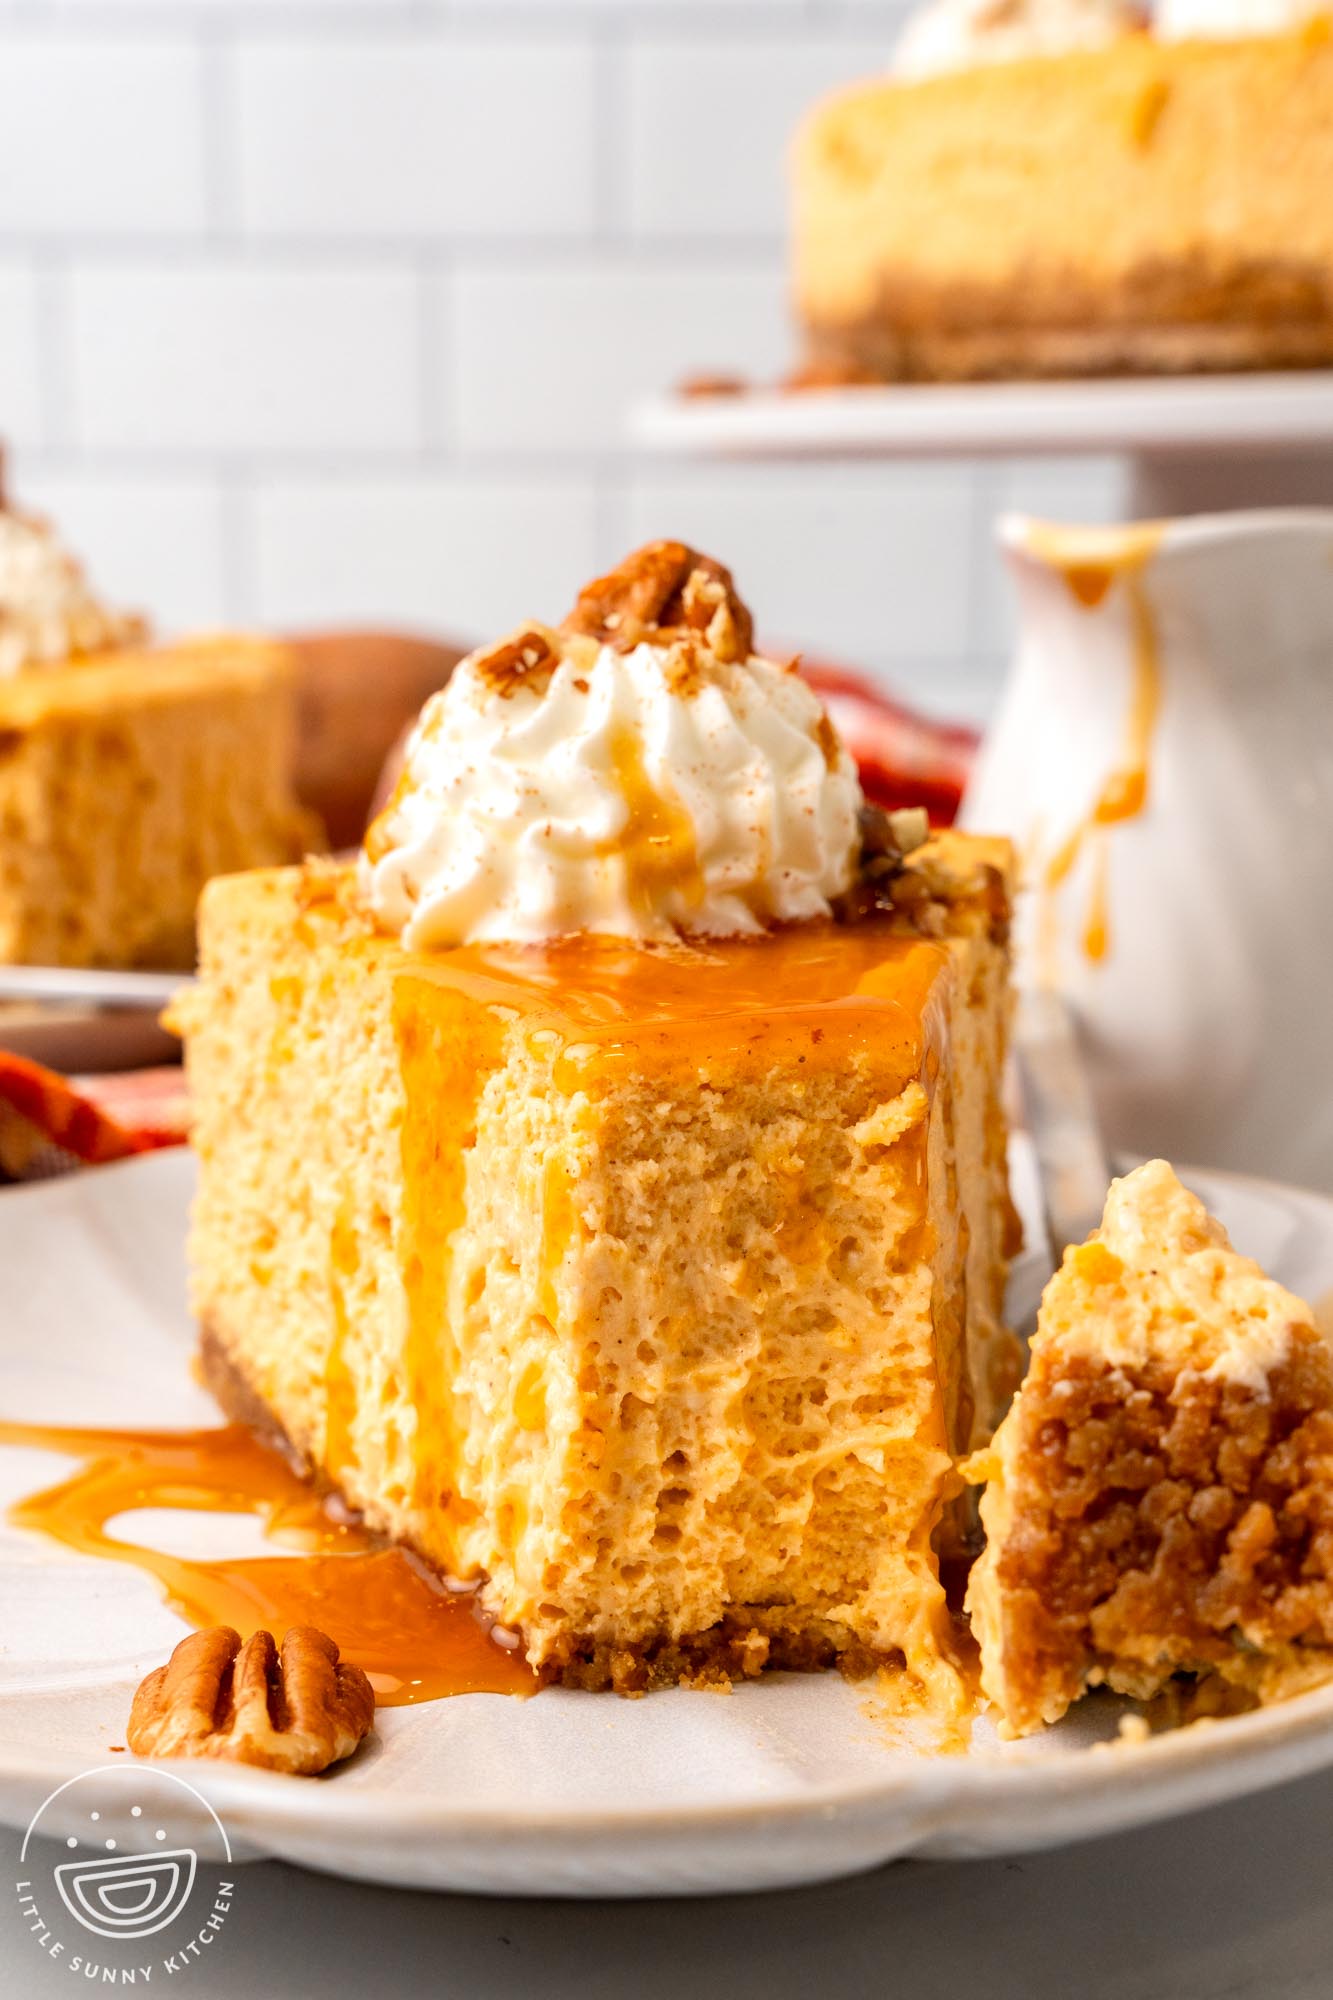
[[894, 0, 1143, 78], [1156, 0, 1329, 38], [1089, 1160, 1313, 1393], [0, 506, 148, 677], [360, 545, 866, 949]]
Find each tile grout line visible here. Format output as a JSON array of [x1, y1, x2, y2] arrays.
[[0, 5, 904, 41], [199, 11, 238, 244], [217, 460, 253, 625], [0, 237, 789, 268], [418, 250, 452, 459], [591, 15, 626, 248], [29, 249, 70, 460]]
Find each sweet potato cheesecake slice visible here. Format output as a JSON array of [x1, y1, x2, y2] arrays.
[[0, 498, 319, 968], [174, 544, 1017, 1699], [967, 1161, 1333, 1736]]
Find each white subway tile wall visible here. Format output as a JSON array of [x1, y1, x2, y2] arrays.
[[450, 259, 790, 455], [3, 0, 1124, 725], [252, 477, 602, 635]]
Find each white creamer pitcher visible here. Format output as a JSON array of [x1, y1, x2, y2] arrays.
[[963, 511, 1333, 1193]]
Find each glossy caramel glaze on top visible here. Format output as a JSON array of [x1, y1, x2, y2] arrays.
[[387, 916, 950, 1088]]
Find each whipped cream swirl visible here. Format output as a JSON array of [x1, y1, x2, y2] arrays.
[[894, 0, 1143, 78], [361, 549, 865, 950], [0, 506, 148, 677]]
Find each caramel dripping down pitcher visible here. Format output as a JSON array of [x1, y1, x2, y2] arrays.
[[963, 510, 1333, 1194]]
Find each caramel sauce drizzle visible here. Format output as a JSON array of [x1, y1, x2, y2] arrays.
[[388, 920, 946, 1061], [383, 919, 946, 1598], [1082, 839, 1112, 966], [393, 973, 506, 1566], [0, 1419, 537, 1706], [604, 721, 706, 924], [1027, 522, 1165, 974], [324, 1209, 360, 1484]]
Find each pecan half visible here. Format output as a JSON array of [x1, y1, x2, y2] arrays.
[[128, 1625, 375, 1775], [561, 541, 754, 666]]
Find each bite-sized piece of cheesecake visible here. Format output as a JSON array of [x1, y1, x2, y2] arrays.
[[967, 1160, 1333, 1736], [0, 501, 320, 968], [793, 13, 1333, 383], [174, 543, 1018, 1700]]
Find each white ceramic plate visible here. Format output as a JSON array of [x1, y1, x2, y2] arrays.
[[2, 1149, 1333, 1898]]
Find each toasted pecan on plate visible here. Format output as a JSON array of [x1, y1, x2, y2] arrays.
[[128, 1625, 374, 1775]]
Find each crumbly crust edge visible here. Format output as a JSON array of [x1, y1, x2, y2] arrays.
[[197, 1322, 898, 1695], [798, 309, 1333, 386]]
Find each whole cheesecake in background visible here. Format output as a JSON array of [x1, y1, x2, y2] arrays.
[[0, 498, 320, 969], [792, 0, 1333, 382], [173, 542, 1018, 1703]]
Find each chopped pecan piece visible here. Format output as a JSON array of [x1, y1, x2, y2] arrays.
[[128, 1625, 375, 1775], [835, 804, 935, 924], [677, 372, 748, 399], [471, 623, 562, 699], [562, 541, 754, 666]]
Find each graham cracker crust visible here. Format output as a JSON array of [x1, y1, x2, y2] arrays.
[[197, 1322, 896, 1695], [802, 316, 1333, 386], [198, 1318, 308, 1464], [799, 259, 1333, 383]]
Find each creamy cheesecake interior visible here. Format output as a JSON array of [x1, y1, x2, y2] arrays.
[[176, 833, 1016, 1696]]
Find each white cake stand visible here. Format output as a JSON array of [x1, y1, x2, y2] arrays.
[[633, 373, 1333, 515]]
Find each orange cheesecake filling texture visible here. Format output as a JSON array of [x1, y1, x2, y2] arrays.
[[3, 897, 967, 1702], [11, 893, 959, 1702], [386, 916, 951, 1582], [0, 1419, 538, 1705]]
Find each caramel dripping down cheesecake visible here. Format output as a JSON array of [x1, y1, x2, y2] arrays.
[[967, 1160, 1333, 1736], [172, 542, 1018, 1702]]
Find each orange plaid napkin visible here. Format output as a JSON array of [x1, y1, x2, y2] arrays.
[[0, 1054, 188, 1183], [802, 662, 977, 825]]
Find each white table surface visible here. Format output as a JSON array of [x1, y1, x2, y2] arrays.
[[5, 1766, 1333, 2000]]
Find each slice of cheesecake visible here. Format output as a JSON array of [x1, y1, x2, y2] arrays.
[[967, 1160, 1333, 1735], [0, 498, 319, 969], [173, 544, 1017, 1700], [793, 28, 1333, 382], [0, 636, 322, 969], [176, 832, 1015, 1697]]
